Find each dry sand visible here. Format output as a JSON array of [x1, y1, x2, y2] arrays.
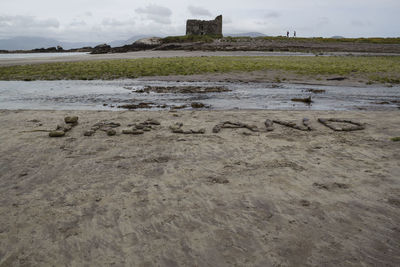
[[0, 109, 399, 266]]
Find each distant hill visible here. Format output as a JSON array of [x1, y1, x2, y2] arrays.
[[225, 32, 268, 37], [0, 35, 154, 51], [331, 36, 345, 39]]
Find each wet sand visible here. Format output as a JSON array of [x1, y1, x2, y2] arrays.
[[0, 109, 399, 266]]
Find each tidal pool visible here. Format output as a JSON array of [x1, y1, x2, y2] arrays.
[[0, 80, 399, 111]]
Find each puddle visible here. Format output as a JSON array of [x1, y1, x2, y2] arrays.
[[0, 80, 399, 111]]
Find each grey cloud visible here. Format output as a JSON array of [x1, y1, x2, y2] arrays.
[[102, 18, 134, 27], [264, 11, 280, 19], [0, 15, 59, 28], [351, 20, 371, 27], [135, 5, 172, 24], [317, 17, 330, 26], [188, 6, 212, 17], [69, 19, 87, 27]]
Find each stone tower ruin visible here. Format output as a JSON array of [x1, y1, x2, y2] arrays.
[[186, 15, 222, 36]]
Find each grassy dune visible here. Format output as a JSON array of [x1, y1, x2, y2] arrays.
[[162, 35, 400, 44], [0, 56, 399, 83]]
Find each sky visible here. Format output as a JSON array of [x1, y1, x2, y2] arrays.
[[0, 0, 399, 42]]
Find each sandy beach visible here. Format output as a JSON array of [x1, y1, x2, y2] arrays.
[[0, 109, 399, 266]]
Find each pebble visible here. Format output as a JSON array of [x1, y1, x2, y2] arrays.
[[84, 130, 95, 136], [106, 129, 116, 136], [64, 116, 79, 124], [49, 131, 65, 137]]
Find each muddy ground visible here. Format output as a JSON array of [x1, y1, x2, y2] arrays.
[[0, 109, 399, 266]]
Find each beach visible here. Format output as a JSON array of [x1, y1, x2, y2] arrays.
[[0, 109, 399, 266]]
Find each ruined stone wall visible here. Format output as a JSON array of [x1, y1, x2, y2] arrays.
[[186, 15, 222, 36]]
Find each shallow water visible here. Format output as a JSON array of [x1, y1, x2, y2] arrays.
[[0, 52, 88, 60], [0, 80, 399, 111]]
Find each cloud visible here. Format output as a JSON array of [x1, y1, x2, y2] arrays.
[[135, 5, 172, 24], [264, 11, 280, 19], [69, 19, 86, 27], [0, 15, 59, 29], [102, 18, 135, 27], [317, 17, 330, 26], [188, 6, 212, 17], [351, 20, 371, 27]]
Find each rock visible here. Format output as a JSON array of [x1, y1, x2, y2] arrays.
[[264, 119, 274, 131], [64, 116, 79, 124], [118, 103, 154, 109], [106, 129, 116, 136], [131, 129, 144, 135], [91, 44, 111, 54], [327, 77, 347, 81], [134, 37, 162, 46], [122, 129, 134, 134], [145, 119, 161, 125], [291, 96, 313, 104], [306, 89, 326, 94], [191, 102, 206, 108], [49, 131, 65, 137], [212, 121, 259, 133], [84, 130, 95, 136], [318, 118, 365, 131], [300, 200, 311, 207], [122, 129, 144, 135], [57, 123, 73, 132], [142, 127, 151, 132], [273, 119, 312, 131]]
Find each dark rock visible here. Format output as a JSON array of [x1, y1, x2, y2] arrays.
[[49, 131, 65, 137], [327, 77, 347, 81], [318, 118, 365, 131], [145, 119, 161, 125], [84, 130, 95, 136], [291, 96, 313, 104], [191, 102, 206, 108], [300, 200, 311, 207], [64, 116, 79, 124], [306, 89, 326, 94], [106, 129, 116, 136], [91, 44, 111, 54], [118, 102, 154, 109], [264, 119, 274, 131]]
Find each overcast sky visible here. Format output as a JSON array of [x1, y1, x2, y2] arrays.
[[1, 0, 399, 42]]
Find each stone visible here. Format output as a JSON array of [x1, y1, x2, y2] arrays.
[[49, 131, 65, 137], [57, 123, 73, 132], [91, 44, 111, 54], [145, 119, 161, 125], [318, 118, 365, 131], [106, 129, 116, 136], [122, 129, 144, 135], [191, 102, 206, 108], [84, 130, 95, 136], [264, 119, 274, 131], [64, 116, 79, 124]]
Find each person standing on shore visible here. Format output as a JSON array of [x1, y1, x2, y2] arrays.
[[287, 31, 289, 37], [294, 31, 296, 38]]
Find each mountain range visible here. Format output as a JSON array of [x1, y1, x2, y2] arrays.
[[0, 35, 151, 51], [0, 32, 268, 51]]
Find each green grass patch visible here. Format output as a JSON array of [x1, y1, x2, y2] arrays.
[[0, 56, 400, 81], [223, 36, 400, 44], [391, 137, 400, 142]]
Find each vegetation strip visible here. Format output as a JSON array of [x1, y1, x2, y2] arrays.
[[0, 56, 399, 83]]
